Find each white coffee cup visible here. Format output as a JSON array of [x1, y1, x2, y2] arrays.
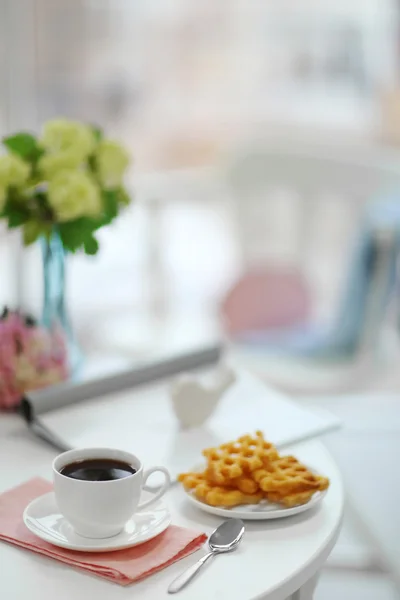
[[53, 447, 170, 539]]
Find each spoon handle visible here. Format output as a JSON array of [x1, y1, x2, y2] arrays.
[[168, 551, 215, 594]]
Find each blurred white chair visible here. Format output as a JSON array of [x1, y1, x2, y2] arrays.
[[226, 141, 400, 595], [225, 140, 400, 395], [227, 141, 400, 269]]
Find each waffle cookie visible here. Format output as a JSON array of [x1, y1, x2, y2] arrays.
[[178, 430, 330, 509], [178, 472, 263, 507], [252, 455, 326, 495], [203, 430, 279, 485]]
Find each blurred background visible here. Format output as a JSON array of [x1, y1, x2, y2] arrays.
[[1, 0, 400, 597]]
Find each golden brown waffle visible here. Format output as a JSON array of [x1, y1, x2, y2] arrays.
[[178, 431, 330, 509], [230, 476, 259, 495], [204, 471, 259, 495], [203, 431, 278, 485], [252, 455, 323, 495], [267, 490, 316, 507], [178, 472, 206, 491], [178, 472, 263, 507]]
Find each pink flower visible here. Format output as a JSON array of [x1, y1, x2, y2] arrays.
[[0, 311, 69, 410]]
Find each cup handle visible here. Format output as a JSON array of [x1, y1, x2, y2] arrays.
[[137, 466, 171, 510]]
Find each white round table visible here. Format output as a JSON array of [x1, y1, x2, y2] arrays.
[[0, 413, 343, 600]]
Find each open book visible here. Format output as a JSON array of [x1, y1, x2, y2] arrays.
[[24, 355, 341, 479]]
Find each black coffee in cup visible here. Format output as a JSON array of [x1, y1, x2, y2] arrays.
[[59, 458, 136, 482]]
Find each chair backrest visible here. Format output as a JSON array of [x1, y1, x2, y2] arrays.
[[229, 145, 400, 196], [226, 141, 400, 320]]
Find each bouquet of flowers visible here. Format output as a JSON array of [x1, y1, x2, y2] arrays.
[[0, 119, 132, 409], [0, 118, 131, 253]]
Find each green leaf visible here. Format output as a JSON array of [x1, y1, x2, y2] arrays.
[[58, 218, 97, 253], [32, 146, 45, 161], [91, 125, 103, 143], [32, 191, 53, 221], [3, 133, 41, 160], [117, 186, 131, 206], [7, 209, 29, 228], [101, 190, 119, 225], [87, 153, 97, 174], [2, 198, 31, 228], [88, 189, 124, 231], [22, 221, 42, 245], [83, 234, 99, 255]]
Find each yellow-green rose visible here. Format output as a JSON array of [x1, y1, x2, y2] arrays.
[[38, 149, 84, 180], [48, 171, 102, 222], [41, 119, 96, 159], [95, 139, 130, 189], [0, 154, 30, 188], [0, 186, 6, 213]]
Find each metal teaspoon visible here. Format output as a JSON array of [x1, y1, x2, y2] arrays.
[[168, 518, 245, 594]]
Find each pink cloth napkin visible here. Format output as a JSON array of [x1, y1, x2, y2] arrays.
[[0, 478, 207, 585]]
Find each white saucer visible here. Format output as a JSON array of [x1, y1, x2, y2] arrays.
[[23, 492, 171, 552]]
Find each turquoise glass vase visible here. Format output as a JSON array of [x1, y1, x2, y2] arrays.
[[41, 231, 81, 375]]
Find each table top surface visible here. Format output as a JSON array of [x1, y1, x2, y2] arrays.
[[0, 379, 344, 600]]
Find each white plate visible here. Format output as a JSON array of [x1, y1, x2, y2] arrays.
[[181, 462, 328, 520], [23, 492, 171, 552], [183, 488, 327, 520]]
